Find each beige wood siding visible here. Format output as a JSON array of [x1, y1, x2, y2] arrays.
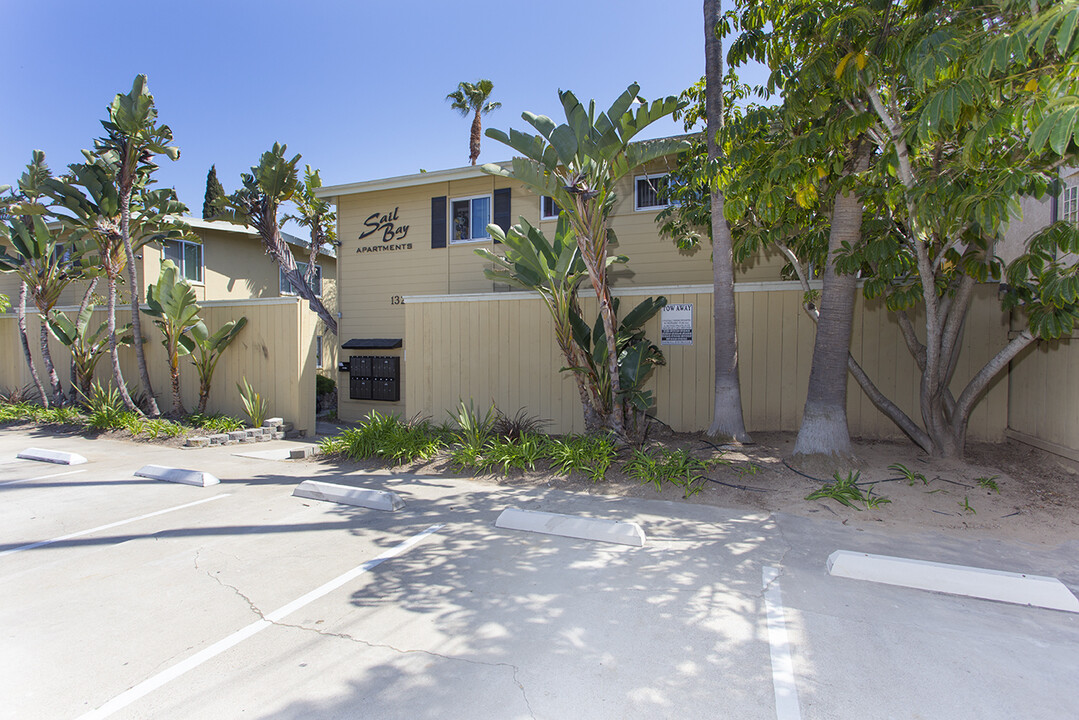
[[398, 283, 1011, 442], [1008, 335, 1079, 455], [0, 298, 318, 435]]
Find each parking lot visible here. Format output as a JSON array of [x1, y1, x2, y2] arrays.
[[2, 428, 1078, 720]]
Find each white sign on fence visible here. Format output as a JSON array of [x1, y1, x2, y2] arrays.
[[661, 303, 693, 345]]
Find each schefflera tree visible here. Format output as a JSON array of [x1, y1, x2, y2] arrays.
[[482, 84, 686, 442]]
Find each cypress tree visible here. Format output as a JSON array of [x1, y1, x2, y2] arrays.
[[202, 165, 225, 219]]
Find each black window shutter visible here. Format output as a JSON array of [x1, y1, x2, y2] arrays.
[[492, 187, 511, 243], [431, 196, 447, 249]]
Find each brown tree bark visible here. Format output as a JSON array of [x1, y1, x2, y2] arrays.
[[790, 143, 871, 468], [705, 0, 752, 443], [17, 282, 48, 407]]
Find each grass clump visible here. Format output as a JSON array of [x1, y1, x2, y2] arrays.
[[624, 447, 718, 497], [186, 413, 245, 433], [806, 471, 891, 511], [544, 434, 617, 483], [320, 411, 445, 465]]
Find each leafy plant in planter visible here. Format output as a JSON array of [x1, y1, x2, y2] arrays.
[[48, 304, 132, 403], [144, 260, 201, 416]]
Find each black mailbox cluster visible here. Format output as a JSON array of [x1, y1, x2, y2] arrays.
[[349, 355, 400, 402]]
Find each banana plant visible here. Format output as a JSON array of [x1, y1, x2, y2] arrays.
[[144, 260, 201, 416], [480, 215, 626, 433], [188, 316, 248, 414], [567, 295, 667, 443], [0, 211, 87, 406], [46, 157, 191, 414], [483, 84, 686, 440], [48, 304, 132, 403]]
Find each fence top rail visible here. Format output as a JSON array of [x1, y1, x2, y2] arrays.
[[0, 296, 304, 317], [402, 280, 827, 305]]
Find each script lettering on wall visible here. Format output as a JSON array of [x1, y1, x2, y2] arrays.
[[357, 207, 414, 253]]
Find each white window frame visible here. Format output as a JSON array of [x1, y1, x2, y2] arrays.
[[315, 335, 323, 369], [449, 194, 493, 244], [163, 240, 204, 285], [540, 196, 562, 220], [280, 262, 323, 298], [1063, 184, 1079, 224], [633, 172, 671, 212]]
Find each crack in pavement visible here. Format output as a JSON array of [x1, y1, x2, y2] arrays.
[[761, 513, 795, 595], [192, 550, 537, 719]]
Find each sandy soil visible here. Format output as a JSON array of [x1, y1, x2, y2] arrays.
[[382, 427, 1079, 547]]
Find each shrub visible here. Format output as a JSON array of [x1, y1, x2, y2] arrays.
[[186, 413, 245, 433], [447, 399, 497, 448], [316, 375, 336, 396], [319, 411, 445, 465], [237, 377, 269, 427], [84, 382, 128, 431], [624, 447, 717, 498], [492, 408, 548, 441]]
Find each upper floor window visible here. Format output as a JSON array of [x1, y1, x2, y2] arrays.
[[540, 196, 562, 220], [634, 173, 671, 211], [164, 240, 203, 284], [450, 195, 491, 243], [1063, 184, 1078, 224], [280, 262, 322, 297], [315, 334, 324, 369]]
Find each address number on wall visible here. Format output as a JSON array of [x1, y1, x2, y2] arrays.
[[390, 295, 405, 305]]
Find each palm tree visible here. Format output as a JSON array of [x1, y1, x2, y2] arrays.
[[446, 80, 501, 166]]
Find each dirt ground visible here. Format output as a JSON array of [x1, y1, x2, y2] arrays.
[[384, 426, 1079, 547]]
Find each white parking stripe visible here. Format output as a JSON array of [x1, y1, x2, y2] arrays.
[[0, 468, 86, 486], [76, 523, 444, 720], [763, 566, 802, 720], [0, 494, 230, 558]]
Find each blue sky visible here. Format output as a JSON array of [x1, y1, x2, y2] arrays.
[[1, 1, 765, 223]]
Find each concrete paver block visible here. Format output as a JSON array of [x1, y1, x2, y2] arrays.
[[495, 507, 646, 547], [186, 437, 210, 448], [134, 464, 220, 487], [17, 448, 88, 465], [263, 418, 284, 428], [227, 431, 246, 442], [293, 480, 404, 511], [827, 550, 1079, 613], [209, 434, 230, 446], [289, 447, 312, 459]]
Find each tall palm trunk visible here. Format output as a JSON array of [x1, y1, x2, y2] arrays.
[[17, 281, 48, 407], [106, 270, 139, 412], [469, 109, 482, 166], [791, 144, 871, 467], [121, 192, 160, 416], [705, 0, 751, 442]]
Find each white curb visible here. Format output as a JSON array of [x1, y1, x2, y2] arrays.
[[495, 507, 646, 547], [134, 465, 221, 487], [293, 481, 404, 512], [17, 448, 88, 465], [827, 550, 1079, 613]]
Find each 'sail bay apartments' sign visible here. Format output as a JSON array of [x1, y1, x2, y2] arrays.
[[357, 207, 411, 253]]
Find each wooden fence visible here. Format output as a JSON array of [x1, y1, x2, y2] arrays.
[[0, 297, 318, 435], [404, 282, 1012, 442]]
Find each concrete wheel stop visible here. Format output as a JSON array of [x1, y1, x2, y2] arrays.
[[827, 550, 1079, 613], [17, 448, 87, 465], [135, 464, 220, 487], [495, 507, 646, 547], [293, 480, 404, 512]]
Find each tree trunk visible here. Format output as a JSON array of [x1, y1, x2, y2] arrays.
[[39, 312, 64, 406], [790, 143, 870, 469], [121, 191, 161, 417], [71, 278, 99, 403], [106, 271, 140, 413], [705, 0, 752, 443], [17, 282, 48, 407], [169, 347, 185, 416], [262, 223, 339, 335], [469, 109, 482, 166]]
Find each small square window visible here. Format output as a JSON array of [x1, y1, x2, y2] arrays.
[[634, 173, 671, 211], [280, 262, 322, 297], [163, 240, 203, 284], [1063, 185, 1078, 224], [450, 195, 492, 243], [540, 196, 562, 220]]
